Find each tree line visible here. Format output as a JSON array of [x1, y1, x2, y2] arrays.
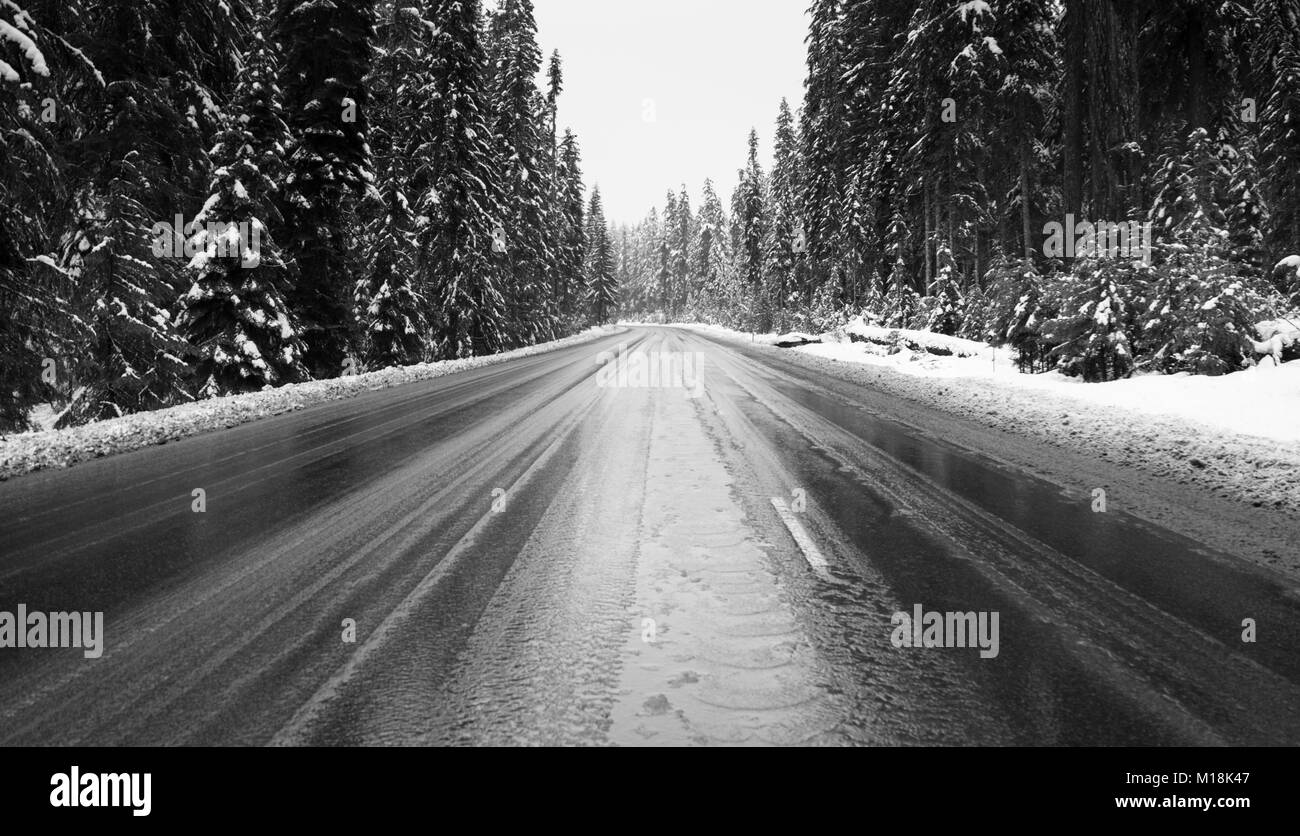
[[1, 0, 612, 432], [617, 0, 1300, 381]]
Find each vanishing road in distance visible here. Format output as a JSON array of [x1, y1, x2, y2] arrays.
[[3, 326, 1298, 746]]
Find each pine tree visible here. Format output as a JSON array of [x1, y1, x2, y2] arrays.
[[0, 0, 64, 430], [988, 0, 1056, 260], [485, 0, 557, 346], [883, 260, 919, 329], [658, 188, 679, 317], [62, 0, 247, 205], [177, 32, 307, 397], [926, 241, 964, 335], [1140, 0, 1247, 144], [60, 156, 193, 423], [858, 271, 885, 326], [1060, 0, 1142, 222], [544, 50, 572, 323], [836, 0, 915, 295], [1041, 261, 1136, 382], [546, 49, 562, 139], [275, 0, 377, 378], [354, 1, 430, 369], [585, 187, 617, 324], [554, 128, 586, 329], [621, 223, 637, 292], [976, 255, 1044, 347], [1138, 253, 1261, 376], [881, 211, 917, 328], [1149, 127, 1230, 247], [355, 224, 426, 368], [672, 184, 693, 318], [765, 99, 804, 325], [622, 206, 661, 318], [420, 0, 508, 358], [1139, 126, 1263, 374], [890, 0, 1000, 294], [800, 0, 849, 287], [1256, 0, 1300, 276], [690, 178, 731, 320], [732, 129, 769, 330], [1223, 143, 1266, 280], [45, 0, 243, 423]]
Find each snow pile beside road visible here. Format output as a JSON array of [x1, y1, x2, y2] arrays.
[[676, 323, 810, 348], [773, 332, 823, 347], [798, 337, 1012, 379], [842, 317, 988, 357], [0, 327, 615, 480], [998, 358, 1300, 445], [797, 334, 1300, 445]]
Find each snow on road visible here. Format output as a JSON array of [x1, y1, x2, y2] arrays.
[[409, 332, 843, 745], [606, 377, 842, 745], [6, 324, 1295, 745]]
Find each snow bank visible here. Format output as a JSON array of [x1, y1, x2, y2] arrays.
[[843, 317, 988, 357], [0, 327, 616, 480], [999, 358, 1300, 445], [800, 329, 1300, 445], [662, 322, 790, 346], [772, 332, 822, 347]]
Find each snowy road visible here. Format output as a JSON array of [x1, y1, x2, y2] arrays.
[[2, 326, 1299, 745]]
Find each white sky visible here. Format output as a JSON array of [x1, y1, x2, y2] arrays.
[[532, 0, 810, 225]]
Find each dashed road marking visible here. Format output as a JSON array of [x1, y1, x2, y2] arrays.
[[770, 497, 832, 581]]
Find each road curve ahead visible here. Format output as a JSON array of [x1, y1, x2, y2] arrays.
[[2, 326, 1299, 746]]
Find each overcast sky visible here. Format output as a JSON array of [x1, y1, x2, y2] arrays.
[[531, 0, 811, 225]]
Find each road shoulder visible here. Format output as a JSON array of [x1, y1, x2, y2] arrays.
[[689, 327, 1300, 580]]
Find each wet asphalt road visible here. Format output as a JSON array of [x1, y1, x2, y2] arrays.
[[2, 325, 1299, 746]]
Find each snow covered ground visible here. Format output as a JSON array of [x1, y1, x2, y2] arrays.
[[826, 321, 1300, 445], [686, 320, 1300, 515], [0, 327, 616, 481]]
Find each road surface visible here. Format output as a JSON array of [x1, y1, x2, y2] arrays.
[[2, 326, 1299, 745]]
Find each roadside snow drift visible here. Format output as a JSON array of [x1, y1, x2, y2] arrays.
[[0, 327, 615, 481]]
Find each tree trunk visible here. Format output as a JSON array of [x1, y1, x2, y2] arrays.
[[1187, 8, 1206, 131], [1021, 140, 1034, 260], [1062, 0, 1086, 219], [924, 182, 933, 290]]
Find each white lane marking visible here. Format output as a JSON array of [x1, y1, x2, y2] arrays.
[[770, 497, 832, 580]]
